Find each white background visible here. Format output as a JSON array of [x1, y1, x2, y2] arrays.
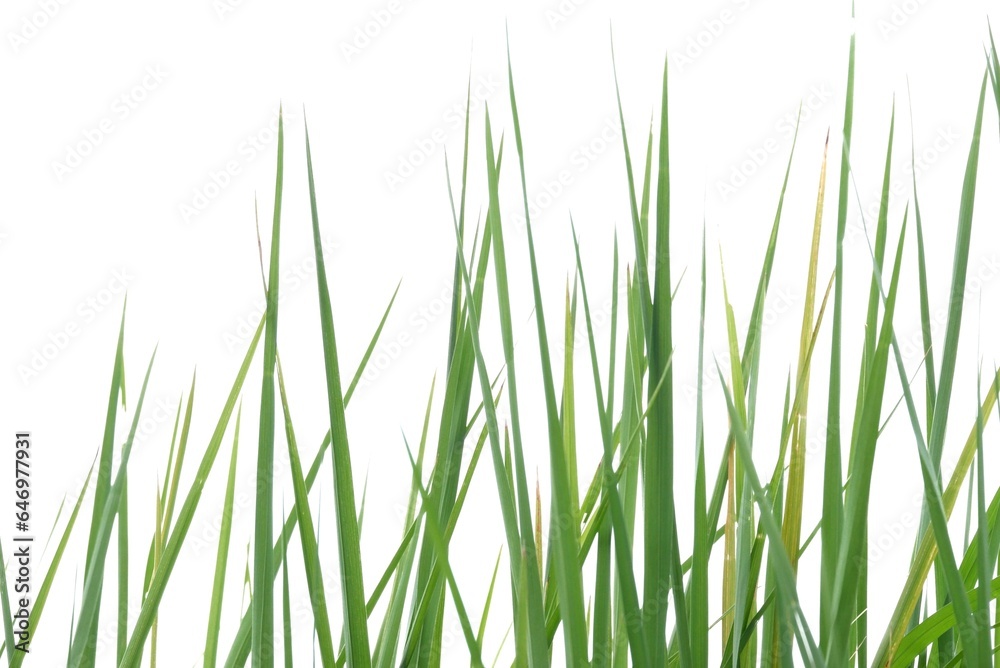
[[3, 0, 1000, 665]]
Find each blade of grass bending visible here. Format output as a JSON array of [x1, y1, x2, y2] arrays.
[[571, 224, 648, 666], [303, 114, 371, 667], [70, 346, 157, 667], [892, 576, 1000, 666], [873, 72, 990, 667], [506, 41, 589, 666], [274, 359, 336, 666], [821, 18, 855, 646], [204, 405, 242, 668], [121, 319, 264, 667]]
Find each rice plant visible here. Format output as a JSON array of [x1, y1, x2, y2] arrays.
[[22, 19, 1000, 668]]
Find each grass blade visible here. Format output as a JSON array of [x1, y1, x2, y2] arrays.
[[304, 114, 371, 666]]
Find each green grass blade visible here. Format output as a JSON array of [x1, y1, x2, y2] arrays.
[[204, 405, 242, 668], [403, 440, 484, 667], [223, 295, 402, 668], [275, 359, 336, 666], [77, 303, 127, 667], [477, 103, 549, 665], [251, 104, 284, 668], [821, 21, 855, 647], [281, 498, 292, 668], [122, 320, 264, 667], [71, 346, 157, 667], [477, 548, 503, 650], [506, 41, 589, 666], [117, 466, 129, 664], [772, 133, 828, 664], [571, 224, 648, 666], [716, 367, 825, 667], [150, 479, 161, 668], [303, 114, 371, 667], [873, 368, 1000, 665], [162, 372, 196, 538]]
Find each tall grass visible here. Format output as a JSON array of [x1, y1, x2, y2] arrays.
[[23, 22, 1000, 668]]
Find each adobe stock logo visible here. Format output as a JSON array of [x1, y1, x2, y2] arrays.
[[7, 0, 72, 53]]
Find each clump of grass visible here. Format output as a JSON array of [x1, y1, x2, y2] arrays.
[[24, 18, 1000, 668]]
